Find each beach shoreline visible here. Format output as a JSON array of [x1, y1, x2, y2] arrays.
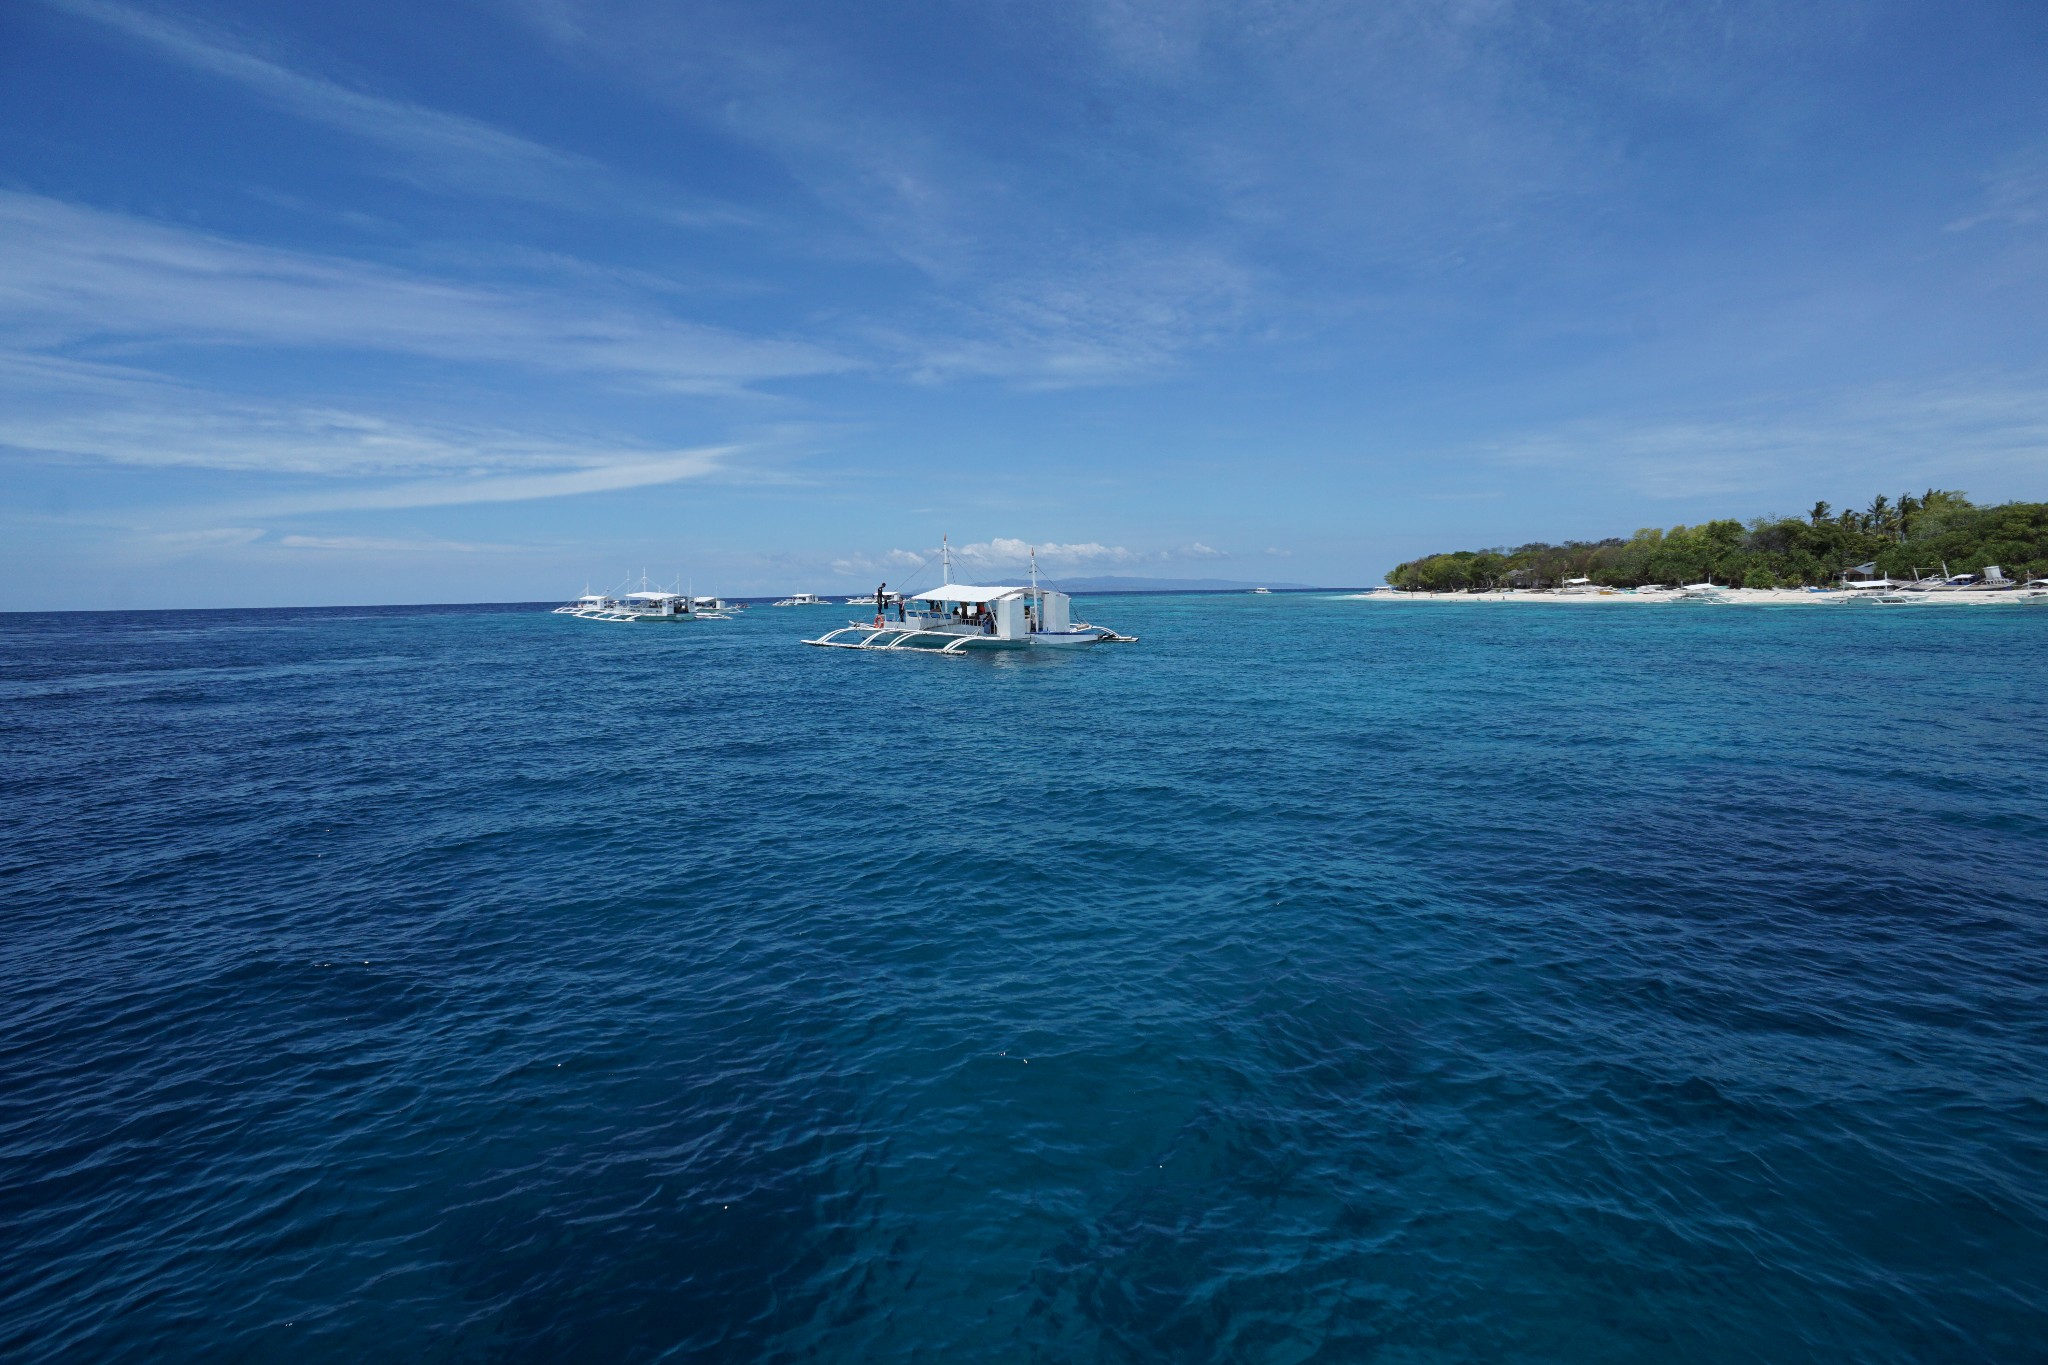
[[1342, 587, 2042, 606]]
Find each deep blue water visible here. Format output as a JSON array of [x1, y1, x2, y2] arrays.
[[3, 595, 2045, 1363]]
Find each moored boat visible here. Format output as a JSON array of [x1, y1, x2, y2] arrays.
[[553, 576, 731, 622], [805, 544, 1135, 654]]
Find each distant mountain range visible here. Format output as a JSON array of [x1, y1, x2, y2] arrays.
[[1038, 575, 1327, 593]]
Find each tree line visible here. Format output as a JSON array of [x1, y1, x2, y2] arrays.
[[1385, 491, 2048, 592]]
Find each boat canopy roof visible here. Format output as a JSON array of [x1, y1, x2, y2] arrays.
[[625, 590, 684, 601], [910, 583, 1030, 603]]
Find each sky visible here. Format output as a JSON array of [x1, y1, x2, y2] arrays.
[[2, 0, 2045, 608]]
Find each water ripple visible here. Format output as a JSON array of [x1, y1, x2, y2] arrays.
[[2, 598, 2044, 1361]]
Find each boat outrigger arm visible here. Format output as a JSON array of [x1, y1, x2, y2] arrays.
[[803, 543, 1136, 653]]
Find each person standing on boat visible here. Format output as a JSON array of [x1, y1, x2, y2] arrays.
[[874, 582, 887, 627]]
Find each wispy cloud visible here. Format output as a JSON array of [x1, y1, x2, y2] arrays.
[[1177, 541, 1227, 559], [276, 534, 519, 553], [1482, 377, 2048, 500], [0, 193, 848, 391], [0, 350, 749, 507], [0, 347, 738, 510], [38, 0, 741, 222], [148, 526, 265, 551], [1947, 143, 2048, 233], [501, 3, 1274, 386], [235, 447, 732, 515]]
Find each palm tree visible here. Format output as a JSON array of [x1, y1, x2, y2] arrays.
[[1809, 500, 1831, 526]]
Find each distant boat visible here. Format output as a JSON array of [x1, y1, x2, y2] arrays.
[[772, 593, 830, 606], [552, 589, 725, 623], [1250, 587, 1272, 594], [553, 574, 732, 622]]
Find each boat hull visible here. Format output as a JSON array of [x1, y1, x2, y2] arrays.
[[557, 609, 707, 623]]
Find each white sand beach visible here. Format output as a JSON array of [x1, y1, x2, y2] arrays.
[[1342, 588, 2044, 606]]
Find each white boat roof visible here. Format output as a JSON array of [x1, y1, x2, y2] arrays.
[[625, 590, 684, 600], [910, 583, 1030, 602]]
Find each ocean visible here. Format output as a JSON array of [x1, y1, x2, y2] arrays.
[[3, 595, 2043, 1362]]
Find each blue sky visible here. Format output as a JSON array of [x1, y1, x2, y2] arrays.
[[3, 0, 2045, 607]]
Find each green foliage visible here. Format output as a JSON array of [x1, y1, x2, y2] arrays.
[[1386, 491, 2048, 590]]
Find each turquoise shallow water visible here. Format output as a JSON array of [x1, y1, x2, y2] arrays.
[[2, 595, 2044, 1362]]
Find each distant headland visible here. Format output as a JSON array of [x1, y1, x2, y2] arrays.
[[1387, 491, 2048, 591]]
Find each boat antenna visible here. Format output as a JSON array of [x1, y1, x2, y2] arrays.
[[1031, 546, 1043, 633], [942, 534, 951, 586]]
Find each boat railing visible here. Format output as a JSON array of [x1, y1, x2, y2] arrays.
[[804, 624, 989, 653]]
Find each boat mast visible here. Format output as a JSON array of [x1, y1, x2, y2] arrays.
[[942, 534, 951, 586], [1030, 546, 1040, 629]]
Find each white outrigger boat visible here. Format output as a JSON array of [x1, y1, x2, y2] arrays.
[[772, 592, 830, 607], [553, 577, 732, 622], [804, 546, 1135, 654]]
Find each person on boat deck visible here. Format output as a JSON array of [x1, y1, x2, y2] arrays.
[[977, 604, 993, 633]]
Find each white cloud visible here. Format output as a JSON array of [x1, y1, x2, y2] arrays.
[[0, 353, 741, 507], [951, 537, 1141, 567], [0, 193, 848, 392], [1263, 546, 1293, 557], [830, 538, 1144, 579], [237, 448, 731, 515], [1177, 541, 1227, 559], [0, 382, 620, 480]]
